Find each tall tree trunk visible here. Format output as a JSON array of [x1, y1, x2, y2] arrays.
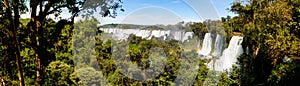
[[29, 16, 43, 86], [28, 19, 43, 85], [35, 52, 43, 86], [12, 0, 25, 85], [28, 1, 43, 85], [4, 0, 25, 85], [29, 18, 43, 86]]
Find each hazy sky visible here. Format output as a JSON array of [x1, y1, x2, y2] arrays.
[[21, 0, 237, 25], [98, 0, 237, 25]]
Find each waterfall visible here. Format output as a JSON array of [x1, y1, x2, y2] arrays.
[[174, 31, 183, 41], [207, 36, 244, 71], [212, 34, 224, 57], [197, 33, 212, 58], [196, 38, 201, 48], [99, 28, 193, 41], [182, 32, 194, 42], [136, 30, 152, 39]]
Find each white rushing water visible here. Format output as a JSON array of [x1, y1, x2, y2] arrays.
[[212, 34, 224, 57], [207, 36, 244, 71], [101, 27, 244, 72], [99, 28, 194, 42], [197, 33, 213, 58], [196, 38, 201, 48]]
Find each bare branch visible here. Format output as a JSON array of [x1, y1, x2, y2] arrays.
[[46, 4, 69, 15]]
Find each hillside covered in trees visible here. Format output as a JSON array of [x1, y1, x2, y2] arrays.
[[0, 0, 300, 86]]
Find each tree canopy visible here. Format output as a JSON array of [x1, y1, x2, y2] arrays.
[[0, 0, 123, 85], [222, 0, 300, 85], [1, 0, 300, 85]]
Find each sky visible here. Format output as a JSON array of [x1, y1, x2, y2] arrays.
[[98, 0, 237, 25], [21, 0, 237, 25]]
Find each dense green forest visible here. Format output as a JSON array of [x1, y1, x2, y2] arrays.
[[224, 0, 300, 85], [1, 0, 300, 86]]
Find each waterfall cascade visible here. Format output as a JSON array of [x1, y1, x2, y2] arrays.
[[207, 36, 243, 71], [101, 27, 244, 72], [99, 28, 194, 42], [196, 39, 201, 48], [197, 33, 213, 58], [212, 34, 224, 57]]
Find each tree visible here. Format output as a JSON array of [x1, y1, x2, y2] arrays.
[[225, 0, 300, 85], [1, 0, 124, 85], [44, 61, 75, 85], [1, 0, 26, 85], [188, 22, 208, 47]]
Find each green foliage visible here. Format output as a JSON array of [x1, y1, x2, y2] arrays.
[[1, 0, 124, 85], [189, 22, 208, 40], [44, 61, 75, 86], [2, 0, 300, 85], [224, 0, 300, 85], [71, 67, 104, 86], [94, 31, 211, 85], [73, 17, 99, 67]]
